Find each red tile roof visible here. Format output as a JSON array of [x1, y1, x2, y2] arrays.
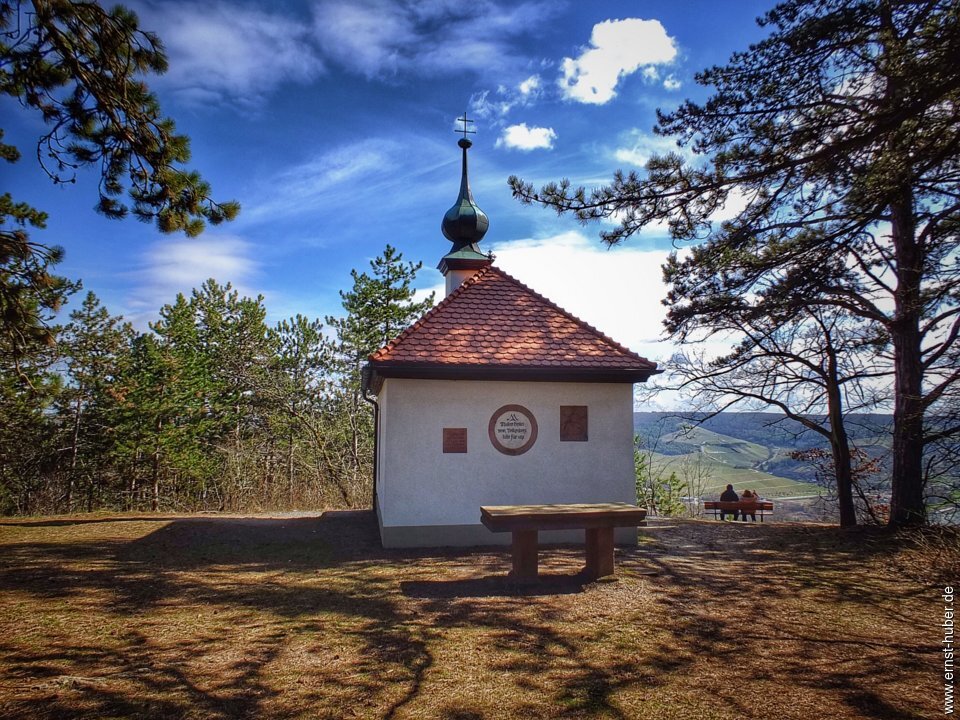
[[366, 265, 657, 387]]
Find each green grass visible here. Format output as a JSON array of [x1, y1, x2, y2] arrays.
[[649, 450, 817, 499], [661, 425, 774, 466]]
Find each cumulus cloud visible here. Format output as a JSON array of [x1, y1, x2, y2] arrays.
[[560, 18, 677, 104], [312, 0, 548, 79], [496, 123, 558, 151], [418, 231, 672, 361], [136, 1, 323, 105]]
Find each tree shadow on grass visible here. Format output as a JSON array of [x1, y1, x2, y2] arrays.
[[613, 520, 937, 719], [400, 572, 587, 598], [0, 511, 440, 719], [0, 514, 942, 719]]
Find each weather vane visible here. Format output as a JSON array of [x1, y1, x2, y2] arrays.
[[455, 112, 476, 140]]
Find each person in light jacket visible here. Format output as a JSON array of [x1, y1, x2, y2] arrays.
[[740, 489, 758, 522]]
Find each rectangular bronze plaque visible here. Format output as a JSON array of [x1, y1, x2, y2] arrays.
[[560, 406, 588, 442], [443, 427, 468, 453]]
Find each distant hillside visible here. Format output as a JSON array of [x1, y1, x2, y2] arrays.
[[634, 412, 893, 492]]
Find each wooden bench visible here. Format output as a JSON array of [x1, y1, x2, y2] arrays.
[[480, 503, 647, 582], [703, 500, 774, 522]]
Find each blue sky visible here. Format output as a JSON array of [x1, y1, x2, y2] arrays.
[[5, 0, 775, 381]]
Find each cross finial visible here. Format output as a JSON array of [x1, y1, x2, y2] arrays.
[[455, 112, 476, 140]]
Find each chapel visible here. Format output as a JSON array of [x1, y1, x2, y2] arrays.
[[362, 125, 659, 548]]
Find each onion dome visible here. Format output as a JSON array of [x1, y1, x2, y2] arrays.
[[441, 137, 489, 252]]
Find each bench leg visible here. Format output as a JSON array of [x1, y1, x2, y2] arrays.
[[584, 527, 615, 580], [510, 530, 539, 582]]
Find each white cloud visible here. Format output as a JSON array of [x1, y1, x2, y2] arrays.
[[470, 89, 515, 122], [469, 74, 546, 128], [126, 234, 260, 326], [246, 138, 403, 220], [613, 129, 685, 168], [137, 2, 323, 105], [560, 18, 677, 105], [708, 186, 754, 222], [496, 123, 558, 151], [663, 75, 682, 91], [491, 231, 670, 361], [518, 75, 541, 96], [311, 0, 413, 77], [312, 0, 548, 79], [421, 231, 670, 360]]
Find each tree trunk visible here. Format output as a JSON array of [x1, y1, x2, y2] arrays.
[[287, 430, 295, 507], [66, 392, 82, 512], [151, 418, 162, 512], [828, 411, 857, 528], [888, 193, 926, 527]]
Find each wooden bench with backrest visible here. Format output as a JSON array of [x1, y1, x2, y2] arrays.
[[703, 500, 774, 521], [480, 503, 647, 583]]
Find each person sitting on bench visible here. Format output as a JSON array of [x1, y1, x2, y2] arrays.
[[719, 484, 739, 520], [740, 489, 758, 522]]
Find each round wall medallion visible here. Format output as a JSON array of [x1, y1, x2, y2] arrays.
[[488, 404, 538, 456]]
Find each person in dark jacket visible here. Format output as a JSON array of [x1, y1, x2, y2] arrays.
[[719, 484, 739, 521]]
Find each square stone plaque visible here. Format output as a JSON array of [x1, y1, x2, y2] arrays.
[[560, 406, 588, 442], [443, 427, 468, 453]]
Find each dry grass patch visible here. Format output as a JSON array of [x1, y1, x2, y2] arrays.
[[0, 511, 948, 719]]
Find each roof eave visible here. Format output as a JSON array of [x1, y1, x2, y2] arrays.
[[364, 361, 662, 394]]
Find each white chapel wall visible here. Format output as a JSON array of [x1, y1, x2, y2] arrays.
[[376, 378, 636, 545]]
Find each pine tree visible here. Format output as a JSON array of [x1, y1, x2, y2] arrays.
[[58, 291, 133, 511], [267, 315, 330, 506], [510, 0, 960, 526], [326, 245, 434, 504], [190, 280, 273, 508], [0, 314, 62, 514]]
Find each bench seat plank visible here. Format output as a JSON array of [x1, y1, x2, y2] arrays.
[[703, 501, 774, 511], [480, 503, 648, 532]]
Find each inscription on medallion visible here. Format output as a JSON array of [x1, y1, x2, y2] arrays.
[[443, 427, 468, 453], [488, 405, 538, 456]]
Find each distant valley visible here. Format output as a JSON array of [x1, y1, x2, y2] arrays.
[[633, 412, 893, 505]]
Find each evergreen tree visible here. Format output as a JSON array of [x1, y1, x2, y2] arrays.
[[0, 249, 74, 513], [326, 245, 434, 504], [58, 291, 133, 511], [510, 0, 960, 526], [329, 244, 435, 366], [120, 294, 211, 510], [267, 315, 330, 506], [0, 317, 62, 514], [190, 280, 273, 508]]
